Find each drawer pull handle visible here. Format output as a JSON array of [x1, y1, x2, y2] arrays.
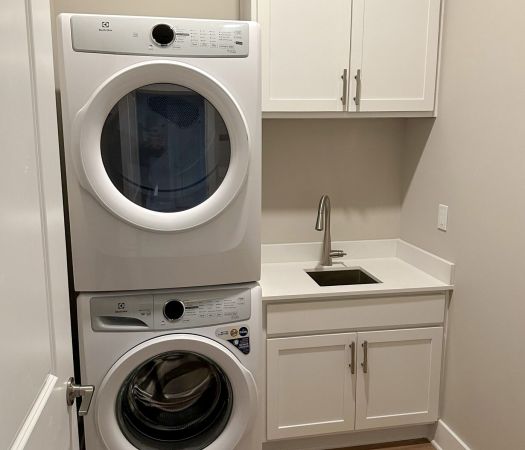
[[349, 342, 356, 374], [354, 69, 362, 106], [341, 69, 348, 108], [361, 340, 368, 373]]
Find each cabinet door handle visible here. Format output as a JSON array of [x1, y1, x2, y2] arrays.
[[354, 69, 362, 106], [341, 69, 348, 108], [361, 340, 368, 373], [349, 341, 356, 374]]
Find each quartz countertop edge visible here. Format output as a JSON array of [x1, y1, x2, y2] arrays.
[[260, 239, 454, 302]]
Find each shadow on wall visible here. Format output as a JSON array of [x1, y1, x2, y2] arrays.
[[262, 119, 407, 244], [401, 118, 435, 201]]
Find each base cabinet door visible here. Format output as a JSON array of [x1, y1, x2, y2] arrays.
[[267, 333, 357, 439], [355, 327, 443, 429]]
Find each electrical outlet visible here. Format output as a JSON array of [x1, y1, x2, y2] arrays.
[[438, 204, 448, 231]]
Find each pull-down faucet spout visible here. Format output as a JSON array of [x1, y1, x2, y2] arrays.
[[315, 195, 347, 266]]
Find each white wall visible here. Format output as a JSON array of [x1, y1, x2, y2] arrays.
[[51, 1, 406, 245], [401, 1, 525, 449]]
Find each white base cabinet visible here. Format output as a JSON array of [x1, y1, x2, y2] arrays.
[[267, 327, 443, 439], [267, 333, 357, 439], [355, 327, 443, 429]]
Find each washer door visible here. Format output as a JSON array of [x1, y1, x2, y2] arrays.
[[74, 61, 250, 231], [96, 334, 257, 450]]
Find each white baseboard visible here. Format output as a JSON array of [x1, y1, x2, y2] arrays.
[[431, 420, 471, 450]]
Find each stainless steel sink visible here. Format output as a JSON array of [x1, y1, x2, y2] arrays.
[[306, 268, 380, 286]]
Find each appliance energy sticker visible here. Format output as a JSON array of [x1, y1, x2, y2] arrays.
[[216, 325, 250, 354]]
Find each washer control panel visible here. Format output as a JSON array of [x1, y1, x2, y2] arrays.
[[90, 287, 251, 331], [70, 15, 249, 57], [154, 289, 250, 330]]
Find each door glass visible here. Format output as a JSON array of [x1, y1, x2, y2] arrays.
[[101, 84, 231, 213], [117, 351, 233, 450]]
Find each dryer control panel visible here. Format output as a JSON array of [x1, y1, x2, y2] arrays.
[[70, 14, 250, 57], [90, 286, 251, 332]]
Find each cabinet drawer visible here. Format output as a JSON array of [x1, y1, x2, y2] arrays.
[[267, 293, 445, 336]]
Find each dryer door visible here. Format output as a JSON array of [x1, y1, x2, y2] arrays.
[[74, 61, 251, 232], [96, 334, 257, 450]]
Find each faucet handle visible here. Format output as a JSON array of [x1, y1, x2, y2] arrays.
[[330, 250, 347, 258]]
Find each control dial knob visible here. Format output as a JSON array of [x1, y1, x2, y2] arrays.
[[163, 299, 185, 321], [151, 23, 175, 46]]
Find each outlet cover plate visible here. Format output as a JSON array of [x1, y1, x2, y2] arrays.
[[438, 204, 448, 231]]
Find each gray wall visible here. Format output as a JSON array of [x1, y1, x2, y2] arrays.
[[51, 1, 406, 244], [52, 0, 239, 20], [263, 119, 404, 243], [400, 1, 525, 448]]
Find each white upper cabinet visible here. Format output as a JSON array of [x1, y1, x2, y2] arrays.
[[349, 0, 442, 112], [258, 0, 352, 111], [251, 0, 442, 114]]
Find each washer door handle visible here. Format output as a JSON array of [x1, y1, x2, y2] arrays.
[[66, 377, 94, 416]]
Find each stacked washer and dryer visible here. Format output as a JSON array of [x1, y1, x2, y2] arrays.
[[57, 14, 262, 450]]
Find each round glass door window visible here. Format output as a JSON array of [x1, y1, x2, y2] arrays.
[[101, 84, 231, 213], [117, 351, 233, 449]]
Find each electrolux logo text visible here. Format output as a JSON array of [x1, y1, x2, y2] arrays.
[[98, 21, 112, 32]]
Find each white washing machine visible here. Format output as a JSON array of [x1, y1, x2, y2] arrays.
[[77, 283, 262, 450], [57, 14, 261, 291]]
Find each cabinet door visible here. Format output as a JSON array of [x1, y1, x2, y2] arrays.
[[258, 0, 352, 112], [267, 333, 357, 439], [349, 0, 441, 112], [355, 327, 443, 429]]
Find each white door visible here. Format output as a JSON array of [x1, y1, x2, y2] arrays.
[[267, 333, 357, 439], [0, 0, 78, 449], [349, 0, 441, 112], [258, 0, 352, 111], [355, 327, 443, 430]]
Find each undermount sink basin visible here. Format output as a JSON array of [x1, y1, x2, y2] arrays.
[[306, 268, 380, 287]]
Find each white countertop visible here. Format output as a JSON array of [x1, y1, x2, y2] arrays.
[[260, 239, 454, 302]]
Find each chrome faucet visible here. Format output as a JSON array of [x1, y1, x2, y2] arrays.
[[315, 195, 347, 266]]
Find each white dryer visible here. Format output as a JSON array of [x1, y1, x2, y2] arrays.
[[57, 14, 261, 291], [77, 283, 262, 450]]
